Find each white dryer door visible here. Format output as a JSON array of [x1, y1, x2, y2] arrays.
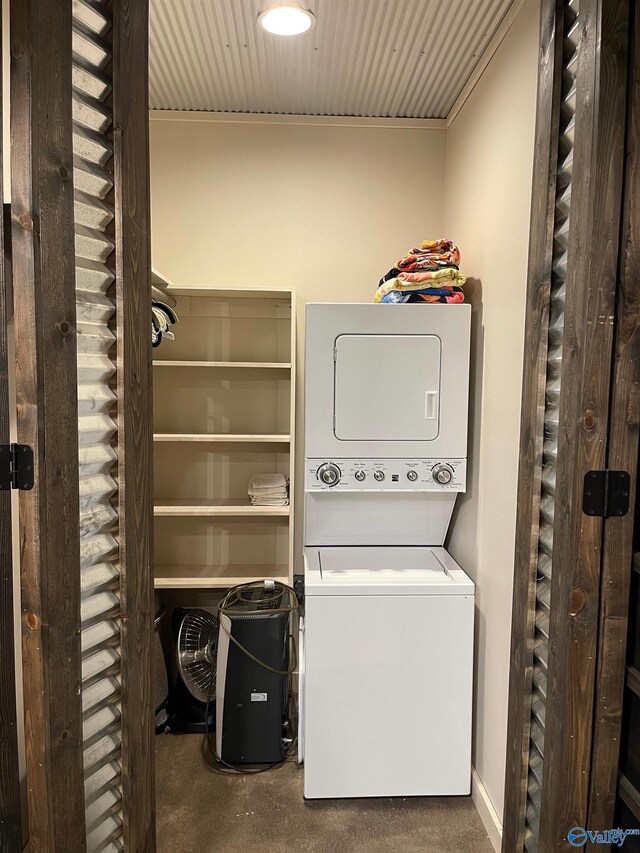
[[334, 334, 441, 441]]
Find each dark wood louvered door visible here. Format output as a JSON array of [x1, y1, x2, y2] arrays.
[[9, 0, 155, 850], [504, 0, 640, 849]]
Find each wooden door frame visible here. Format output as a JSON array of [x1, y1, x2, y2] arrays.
[[587, 0, 640, 832], [10, 0, 155, 849], [504, 0, 633, 847], [112, 0, 156, 847], [0, 10, 21, 847], [10, 0, 86, 848]]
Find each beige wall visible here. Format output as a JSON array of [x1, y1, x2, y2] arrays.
[[443, 0, 540, 825], [149, 117, 447, 559]]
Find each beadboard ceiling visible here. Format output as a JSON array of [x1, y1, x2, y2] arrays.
[[149, 0, 516, 119]]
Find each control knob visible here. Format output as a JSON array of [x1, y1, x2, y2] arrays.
[[354, 470, 366, 482], [407, 470, 418, 482], [317, 462, 341, 486], [432, 463, 454, 485], [373, 470, 385, 482]]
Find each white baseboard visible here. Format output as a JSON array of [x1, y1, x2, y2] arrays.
[[471, 767, 503, 853]]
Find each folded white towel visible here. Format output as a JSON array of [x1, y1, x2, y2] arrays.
[[249, 474, 288, 492], [248, 473, 289, 506]]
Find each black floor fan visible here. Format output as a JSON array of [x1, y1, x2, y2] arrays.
[[168, 608, 218, 733]]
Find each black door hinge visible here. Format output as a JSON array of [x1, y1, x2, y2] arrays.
[[582, 470, 630, 518], [0, 444, 34, 491]]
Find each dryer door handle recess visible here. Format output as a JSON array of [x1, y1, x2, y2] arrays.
[[425, 391, 438, 420]]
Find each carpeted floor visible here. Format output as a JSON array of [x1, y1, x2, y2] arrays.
[[155, 734, 493, 853]]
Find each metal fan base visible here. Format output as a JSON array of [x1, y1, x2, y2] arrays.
[[167, 676, 215, 734]]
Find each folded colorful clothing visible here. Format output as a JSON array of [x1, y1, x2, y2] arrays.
[[381, 286, 465, 304], [396, 239, 460, 272], [397, 255, 460, 272], [396, 269, 462, 285], [419, 239, 457, 253], [409, 291, 465, 304], [382, 292, 465, 304], [374, 267, 466, 303], [381, 292, 409, 303], [379, 267, 402, 286], [378, 267, 462, 288]]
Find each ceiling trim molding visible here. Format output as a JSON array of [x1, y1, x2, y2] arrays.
[[148, 110, 447, 130], [446, 0, 529, 127]]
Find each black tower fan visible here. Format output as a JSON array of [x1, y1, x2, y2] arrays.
[[216, 582, 293, 764]]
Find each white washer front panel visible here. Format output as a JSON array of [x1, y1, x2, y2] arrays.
[[334, 334, 441, 441], [303, 589, 474, 798]]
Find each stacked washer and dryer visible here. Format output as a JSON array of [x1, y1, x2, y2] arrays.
[[299, 303, 474, 799]]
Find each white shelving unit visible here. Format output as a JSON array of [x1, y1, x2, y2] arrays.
[[152, 284, 296, 589]]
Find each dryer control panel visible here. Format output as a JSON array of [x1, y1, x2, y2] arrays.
[[305, 459, 466, 492]]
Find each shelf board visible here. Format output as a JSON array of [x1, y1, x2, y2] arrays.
[[167, 285, 292, 300], [154, 499, 290, 517], [153, 360, 291, 370], [151, 267, 177, 307], [153, 433, 290, 443], [154, 563, 290, 589]]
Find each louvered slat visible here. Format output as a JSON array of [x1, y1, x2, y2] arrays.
[[72, 3, 123, 850], [523, 2, 579, 845]]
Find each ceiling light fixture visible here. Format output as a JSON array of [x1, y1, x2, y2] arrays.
[[257, 3, 316, 36]]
